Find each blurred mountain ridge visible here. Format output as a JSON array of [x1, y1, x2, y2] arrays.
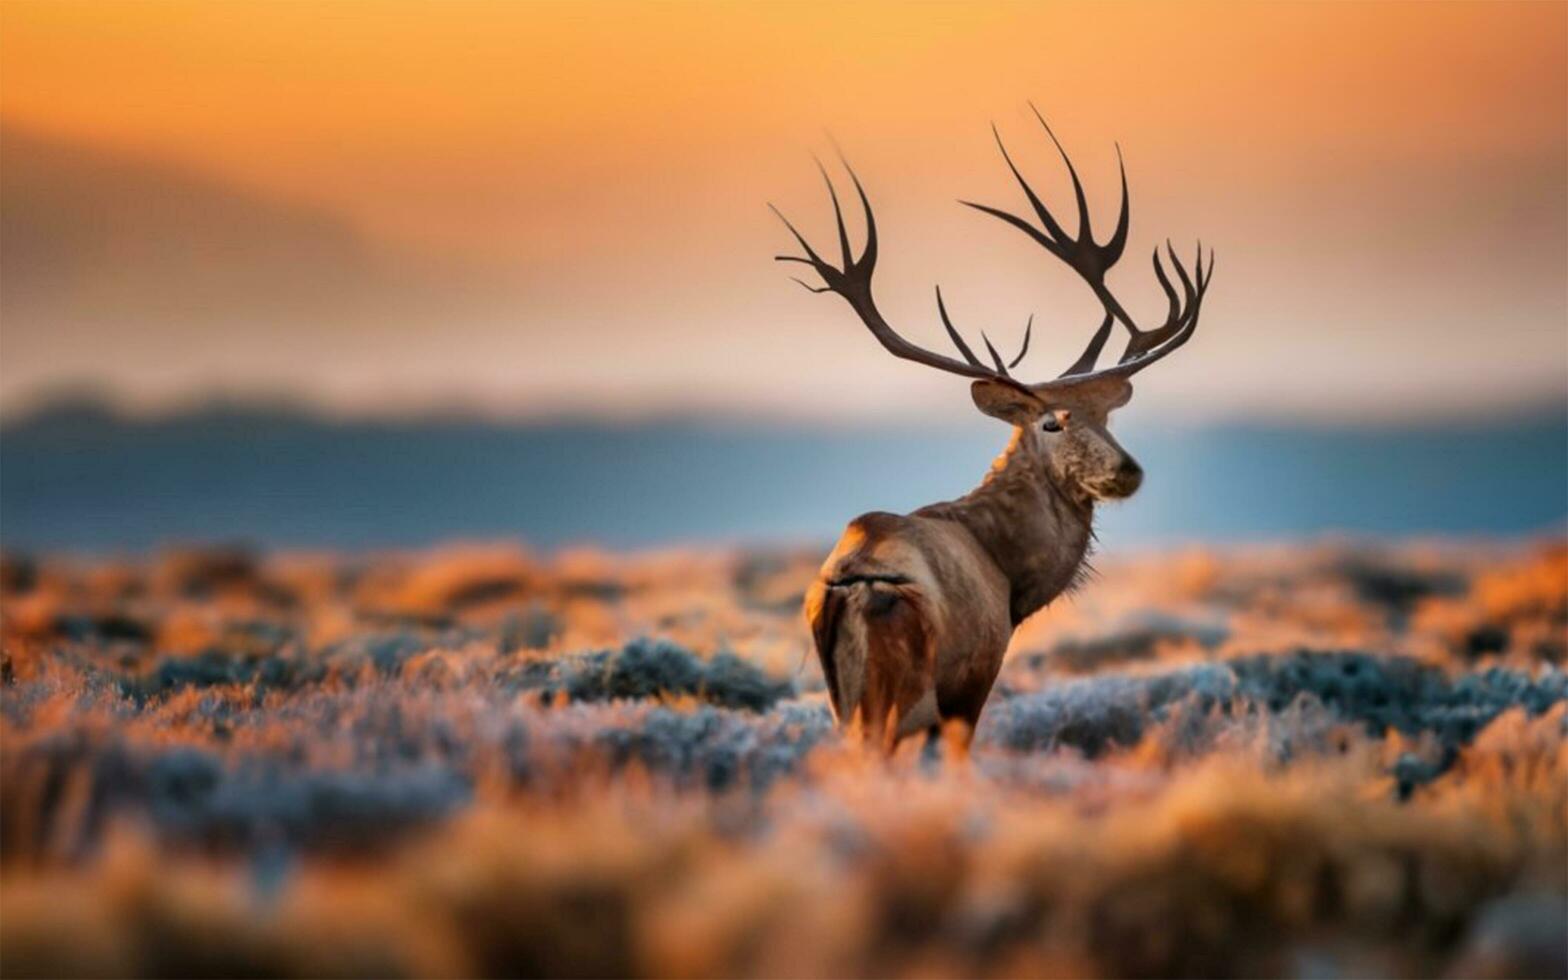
[[3, 394, 1563, 552]]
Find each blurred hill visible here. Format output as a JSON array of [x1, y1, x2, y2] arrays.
[[0, 124, 511, 416], [2, 397, 1563, 552]]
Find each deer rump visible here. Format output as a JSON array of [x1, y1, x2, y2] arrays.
[[809, 577, 939, 747]]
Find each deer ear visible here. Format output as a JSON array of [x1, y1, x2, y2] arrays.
[[970, 380, 1041, 425]]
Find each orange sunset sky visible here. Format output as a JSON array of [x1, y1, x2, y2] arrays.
[[1, 1, 1564, 423]]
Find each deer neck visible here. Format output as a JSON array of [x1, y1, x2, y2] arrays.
[[921, 426, 1094, 626]]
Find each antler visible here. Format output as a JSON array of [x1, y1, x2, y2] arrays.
[[773, 113, 1213, 397], [771, 158, 1035, 386], [962, 104, 1214, 385]]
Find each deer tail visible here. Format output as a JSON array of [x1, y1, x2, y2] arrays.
[[806, 579, 859, 723], [806, 577, 937, 748]]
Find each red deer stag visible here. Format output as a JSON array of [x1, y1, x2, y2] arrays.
[[774, 109, 1213, 752]]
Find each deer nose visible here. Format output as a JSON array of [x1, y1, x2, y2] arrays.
[[1118, 459, 1144, 491]]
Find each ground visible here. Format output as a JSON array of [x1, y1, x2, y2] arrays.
[[1, 539, 1564, 978]]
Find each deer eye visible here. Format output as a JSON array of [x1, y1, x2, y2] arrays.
[[1040, 416, 1062, 433]]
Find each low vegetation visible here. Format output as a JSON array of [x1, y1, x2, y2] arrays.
[[1, 540, 1564, 977]]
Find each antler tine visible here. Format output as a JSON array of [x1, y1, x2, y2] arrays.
[[983, 124, 1072, 255], [814, 157, 855, 269], [939, 288, 1036, 378], [831, 140, 879, 269], [1168, 239, 1197, 307], [1008, 315, 1032, 369], [1103, 240, 1215, 370], [979, 314, 1036, 376], [1023, 106, 1129, 269], [1105, 144, 1131, 266], [769, 203, 827, 269], [1027, 102, 1093, 246], [774, 154, 1033, 389], [963, 112, 1152, 380], [771, 150, 876, 286], [1059, 313, 1116, 378], [789, 276, 833, 294], [1128, 238, 1210, 359], [980, 332, 1010, 376], [1122, 240, 1196, 358], [965, 114, 1131, 285], [935, 286, 987, 369], [1152, 247, 1180, 330]]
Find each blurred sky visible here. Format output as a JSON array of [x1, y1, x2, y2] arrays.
[[2, 1, 1564, 424]]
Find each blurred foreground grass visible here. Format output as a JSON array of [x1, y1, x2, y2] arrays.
[[1, 539, 1564, 978]]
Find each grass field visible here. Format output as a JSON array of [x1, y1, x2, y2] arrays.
[[2, 539, 1564, 977]]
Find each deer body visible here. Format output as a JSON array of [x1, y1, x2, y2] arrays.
[[805, 425, 1101, 744], [775, 107, 1212, 749]]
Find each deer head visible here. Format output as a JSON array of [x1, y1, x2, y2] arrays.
[[773, 106, 1213, 503]]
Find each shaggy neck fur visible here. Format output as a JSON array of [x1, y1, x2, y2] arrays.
[[917, 425, 1095, 626]]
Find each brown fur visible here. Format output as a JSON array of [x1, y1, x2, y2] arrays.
[[806, 391, 1141, 752]]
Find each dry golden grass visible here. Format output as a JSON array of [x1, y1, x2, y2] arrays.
[[1, 539, 1564, 978]]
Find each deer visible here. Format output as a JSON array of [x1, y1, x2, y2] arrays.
[[773, 108, 1213, 753]]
